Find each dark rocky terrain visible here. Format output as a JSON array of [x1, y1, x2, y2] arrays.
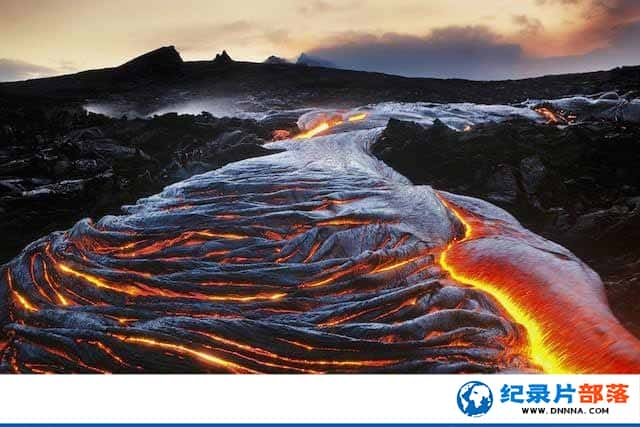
[[1, 46, 640, 113], [372, 118, 640, 336], [0, 98, 290, 264]]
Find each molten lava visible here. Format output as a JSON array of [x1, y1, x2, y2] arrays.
[[0, 108, 638, 374], [534, 106, 573, 124], [271, 129, 291, 141], [436, 192, 640, 373], [347, 113, 367, 122], [294, 112, 367, 139]]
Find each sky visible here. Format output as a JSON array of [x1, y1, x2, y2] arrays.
[[1, 0, 640, 81]]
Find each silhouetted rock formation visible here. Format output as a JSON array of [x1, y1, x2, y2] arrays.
[[264, 55, 289, 64], [213, 50, 233, 65], [116, 46, 183, 78]]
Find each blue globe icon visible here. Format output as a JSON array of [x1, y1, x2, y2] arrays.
[[457, 381, 493, 417]]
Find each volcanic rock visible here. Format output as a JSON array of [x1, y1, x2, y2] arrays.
[[485, 164, 519, 205], [213, 50, 233, 64], [116, 46, 183, 78], [519, 156, 546, 194], [264, 55, 289, 64], [0, 103, 277, 264]]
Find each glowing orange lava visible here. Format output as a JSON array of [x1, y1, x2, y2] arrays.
[[294, 112, 367, 139], [436, 192, 640, 373], [534, 107, 569, 124], [6, 269, 38, 312], [57, 262, 287, 302], [111, 334, 258, 373], [347, 113, 367, 122]]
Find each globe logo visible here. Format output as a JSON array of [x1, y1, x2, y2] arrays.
[[457, 381, 493, 417]]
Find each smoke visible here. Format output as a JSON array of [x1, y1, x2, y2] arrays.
[[84, 97, 265, 120]]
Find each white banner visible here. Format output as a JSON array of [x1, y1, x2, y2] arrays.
[[0, 374, 637, 423]]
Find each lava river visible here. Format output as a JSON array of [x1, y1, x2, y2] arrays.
[[1, 108, 639, 373]]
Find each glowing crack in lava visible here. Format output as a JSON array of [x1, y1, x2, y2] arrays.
[[0, 111, 639, 373]]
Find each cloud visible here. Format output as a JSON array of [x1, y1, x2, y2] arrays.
[[512, 15, 543, 36], [536, 0, 580, 5], [146, 20, 293, 58], [0, 58, 59, 82], [307, 26, 525, 79], [297, 0, 356, 16], [305, 16, 640, 80], [527, 19, 640, 75], [552, 0, 640, 51], [263, 29, 291, 47], [56, 60, 78, 73], [165, 20, 254, 54], [298, 0, 640, 79]]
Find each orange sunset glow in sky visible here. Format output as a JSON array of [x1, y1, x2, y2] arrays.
[[1, 0, 640, 81]]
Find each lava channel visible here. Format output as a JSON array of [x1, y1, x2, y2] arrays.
[[0, 116, 638, 374]]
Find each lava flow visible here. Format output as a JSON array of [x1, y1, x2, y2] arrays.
[[294, 112, 367, 139], [0, 112, 638, 374], [534, 106, 575, 124], [436, 192, 640, 373]]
